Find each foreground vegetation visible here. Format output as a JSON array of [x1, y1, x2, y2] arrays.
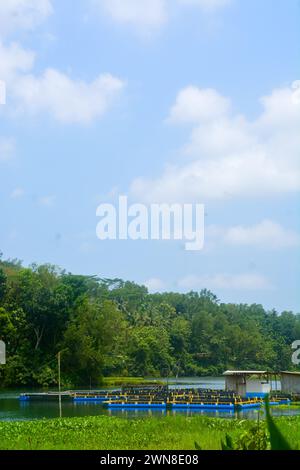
[[1, 253, 300, 387], [0, 415, 299, 450]]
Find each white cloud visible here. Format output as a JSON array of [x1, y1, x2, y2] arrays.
[[97, 0, 167, 32], [178, 0, 232, 12], [168, 86, 231, 124], [0, 137, 15, 162], [0, 41, 35, 81], [178, 273, 272, 291], [0, 79, 6, 104], [13, 69, 125, 124], [3, 60, 125, 124], [131, 84, 300, 202], [0, 0, 53, 38], [206, 221, 300, 251], [224, 220, 300, 249], [0, 42, 124, 124], [10, 187, 25, 199], [144, 277, 166, 292], [38, 195, 55, 207], [0, 3, 125, 125], [93, 0, 231, 34]]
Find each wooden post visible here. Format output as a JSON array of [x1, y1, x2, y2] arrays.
[[58, 351, 62, 418]]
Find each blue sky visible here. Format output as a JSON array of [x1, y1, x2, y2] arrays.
[[0, 0, 300, 312]]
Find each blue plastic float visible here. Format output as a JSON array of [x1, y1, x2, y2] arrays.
[[171, 403, 234, 410], [269, 399, 291, 406], [237, 403, 261, 409], [19, 395, 30, 401], [107, 403, 167, 409]]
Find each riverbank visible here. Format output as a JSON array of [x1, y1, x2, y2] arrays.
[[101, 377, 164, 387], [0, 415, 300, 450]]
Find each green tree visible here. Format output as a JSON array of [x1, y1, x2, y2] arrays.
[[63, 299, 127, 384]]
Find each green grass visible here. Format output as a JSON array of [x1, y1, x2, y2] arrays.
[[272, 404, 300, 410], [1, 415, 300, 450]]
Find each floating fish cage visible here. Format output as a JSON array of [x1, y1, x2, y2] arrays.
[[121, 385, 167, 394], [171, 402, 235, 410], [168, 389, 264, 410], [19, 386, 292, 410], [107, 401, 167, 409], [268, 399, 291, 406], [235, 400, 262, 409], [71, 390, 126, 402], [73, 394, 121, 402], [19, 392, 72, 402]]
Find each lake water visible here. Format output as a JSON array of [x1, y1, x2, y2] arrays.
[[1, 377, 299, 422]]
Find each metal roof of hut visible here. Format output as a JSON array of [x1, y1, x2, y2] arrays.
[[223, 370, 268, 376]]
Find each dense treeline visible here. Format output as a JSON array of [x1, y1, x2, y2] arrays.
[[0, 253, 299, 387]]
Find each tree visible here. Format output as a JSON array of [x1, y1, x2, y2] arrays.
[[0, 252, 299, 386], [127, 326, 173, 376], [0, 268, 7, 303], [63, 299, 127, 384]]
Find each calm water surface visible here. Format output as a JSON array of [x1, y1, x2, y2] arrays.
[[1, 377, 299, 422]]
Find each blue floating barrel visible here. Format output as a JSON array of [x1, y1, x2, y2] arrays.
[[19, 395, 30, 401]]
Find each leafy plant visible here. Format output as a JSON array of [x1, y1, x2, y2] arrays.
[[220, 423, 269, 450], [196, 396, 295, 451], [265, 396, 292, 450]]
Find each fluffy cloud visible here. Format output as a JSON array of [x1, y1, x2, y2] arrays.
[[0, 41, 124, 124], [168, 86, 231, 124], [144, 277, 167, 292], [0, 137, 15, 162], [38, 195, 55, 207], [0, 49, 125, 124], [0, 0, 53, 37], [178, 273, 272, 291], [178, 0, 232, 12], [207, 220, 300, 250], [13, 69, 125, 124], [10, 187, 25, 199], [224, 220, 300, 249], [131, 83, 300, 202], [98, 0, 167, 32], [0, 1, 124, 124], [0, 41, 35, 81], [93, 0, 231, 34]]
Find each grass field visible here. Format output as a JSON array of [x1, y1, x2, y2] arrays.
[[0, 415, 300, 450]]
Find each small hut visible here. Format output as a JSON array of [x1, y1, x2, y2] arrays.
[[223, 370, 271, 397], [280, 371, 300, 395]]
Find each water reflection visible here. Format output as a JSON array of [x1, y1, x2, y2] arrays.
[[1, 398, 300, 422]]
